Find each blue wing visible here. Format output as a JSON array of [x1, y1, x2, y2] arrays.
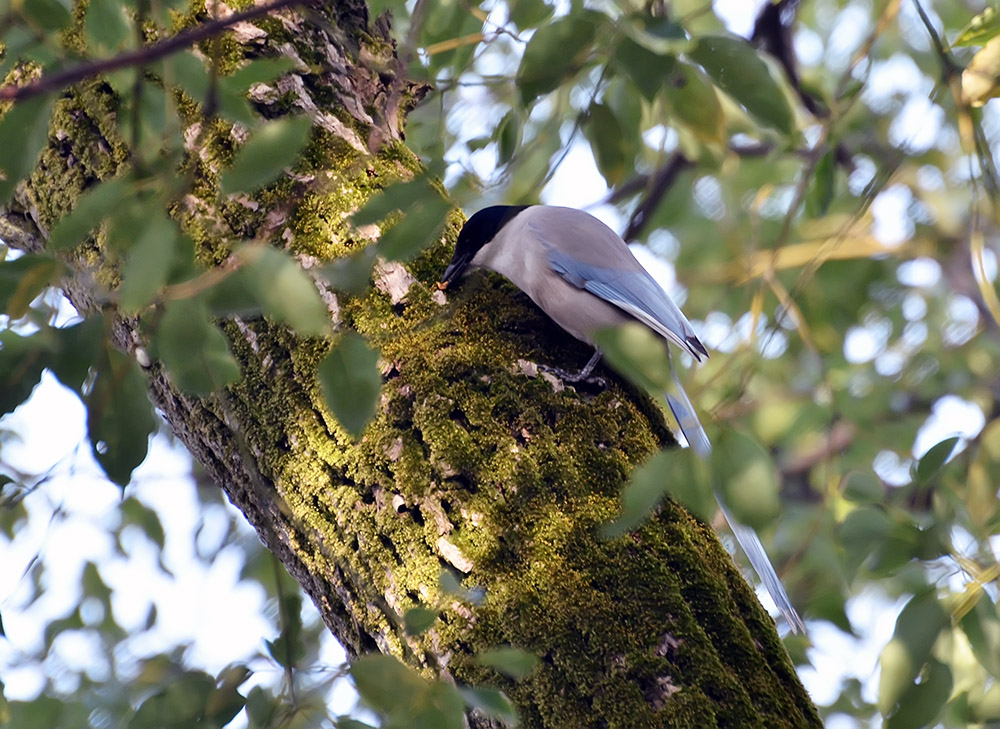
[[544, 244, 708, 361]]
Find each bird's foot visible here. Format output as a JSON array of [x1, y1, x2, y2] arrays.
[[540, 350, 606, 386]]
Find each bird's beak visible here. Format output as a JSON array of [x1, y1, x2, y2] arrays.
[[438, 254, 472, 290]]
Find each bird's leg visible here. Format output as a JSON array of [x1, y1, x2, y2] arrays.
[[542, 349, 604, 383]]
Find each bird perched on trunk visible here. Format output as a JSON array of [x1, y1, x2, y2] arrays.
[[439, 204, 804, 634]]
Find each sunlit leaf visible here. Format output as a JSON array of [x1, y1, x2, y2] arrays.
[[661, 61, 724, 147], [954, 6, 1000, 47], [962, 35, 1000, 106], [959, 594, 1000, 678]]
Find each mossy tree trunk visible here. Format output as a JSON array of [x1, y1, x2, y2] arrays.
[[4, 1, 821, 726]]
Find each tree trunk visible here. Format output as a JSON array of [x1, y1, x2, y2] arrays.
[[3, 1, 821, 726]]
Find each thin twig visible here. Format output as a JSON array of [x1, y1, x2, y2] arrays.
[[0, 0, 308, 102]]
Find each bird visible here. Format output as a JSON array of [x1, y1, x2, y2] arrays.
[[439, 204, 805, 634]]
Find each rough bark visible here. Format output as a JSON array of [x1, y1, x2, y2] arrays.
[[3, 1, 821, 726]]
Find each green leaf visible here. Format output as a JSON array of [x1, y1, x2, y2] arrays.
[[403, 606, 438, 636], [316, 248, 376, 296], [660, 61, 724, 146], [318, 332, 381, 438], [121, 498, 167, 550], [47, 177, 130, 251], [352, 176, 440, 226], [220, 117, 312, 195], [154, 298, 241, 394], [507, 0, 553, 29], [959, 594, 1000, 678], [838, 506, 891, 575], [118, 212, 180, 313], [85, 0, 130, 52], [884, 659, 952, 729], [0, 95, 54, 203], [86, 345, 156, 487], [878, 588, 948, 715], [228, 57, 298, 88], [459, 686, 517, 725], [713, 430, 781, 530], [217, 58, 297, 125], [954, 7, 1000, 47], [128, 671, 215, 728], [495, 110, 521, 165], [516, 11, 602, 105], [603, 450, 710, 538], [244, 686, 278, 729], [915, 436, 959, 485], [334, 718, 378, 729], [165, 51, 210, 104], [237, 245, 331, 336], [376, 195, 451, 262], [0, 254, 60, 318], [350, 655, 464, 729], [843, 471, 884, 503], [438, 570, 463, 595], [613, 37, 677, 101], [584, 103, 629, 187], [688, 34, 795, 135], [19, 0, 70, 31], [594, 323, 671, 391], [476, 647, 539, 680], [0, 329, 50, 416], [805, 149, 835, 218], [265, 593, 304, 669]]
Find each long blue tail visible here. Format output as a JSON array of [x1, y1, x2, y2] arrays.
[[665, 363, 805, 634]]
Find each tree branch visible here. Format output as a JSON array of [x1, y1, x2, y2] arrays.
[[0, 0, 308, 103]]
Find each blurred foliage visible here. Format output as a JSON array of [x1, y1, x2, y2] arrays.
[[1, 0, 1000, 727]]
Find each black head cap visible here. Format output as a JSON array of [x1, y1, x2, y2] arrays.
[[439, 205, 530, 287]]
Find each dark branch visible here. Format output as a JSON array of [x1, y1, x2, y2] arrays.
[[0, 0, 308, 102]]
